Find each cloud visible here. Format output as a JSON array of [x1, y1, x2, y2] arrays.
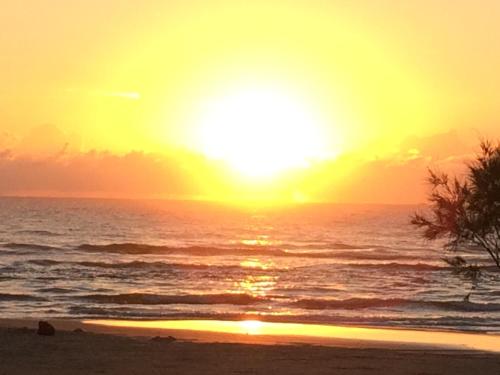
[[295, 130, 476, 204], [0, 130, 18, 150], [399, 129, 474, 161], [0, 150, 206, 199], [0, 128, 482, 203], [16, 124, 74, 157]]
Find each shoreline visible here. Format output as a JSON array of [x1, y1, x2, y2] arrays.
[[84, 318, 500, 352], [1, 318, 499, 375], [2, 318, 500, 352]]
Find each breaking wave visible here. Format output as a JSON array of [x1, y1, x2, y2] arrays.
[[292, 297, 500, 312], [66, 292, 500, 313], [22, 258, 448, 273], [76, 242, 425, 261], [80, 292, 265, 305]]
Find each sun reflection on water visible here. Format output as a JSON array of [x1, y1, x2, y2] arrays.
[[240, 239, 272, 246], [233, 274, 276, 297], [239, 258, 271, 270], [240, 320, 263, 335]]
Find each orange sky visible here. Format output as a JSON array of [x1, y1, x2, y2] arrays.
[[1, 1, 500, 203]]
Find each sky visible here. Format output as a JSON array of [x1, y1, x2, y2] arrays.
[[1, 0, 500, 203]]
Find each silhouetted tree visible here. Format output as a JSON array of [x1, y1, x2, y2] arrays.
[[412, 141, 500, 282]]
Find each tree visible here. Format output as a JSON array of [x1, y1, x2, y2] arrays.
[[411, 141, 500, 281]]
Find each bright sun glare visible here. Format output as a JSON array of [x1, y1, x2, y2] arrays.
[[196, 84, 329, 179]]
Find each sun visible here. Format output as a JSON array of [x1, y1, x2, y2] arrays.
[[195, 84, 330, 179]]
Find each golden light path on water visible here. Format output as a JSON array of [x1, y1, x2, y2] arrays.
[[84, 319, 500, 353]]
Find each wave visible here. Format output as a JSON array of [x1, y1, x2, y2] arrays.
[[76, 242, 425, 261], [331, 251, 426, 262], [283, 242, 368, 250], [36, 287, 74, 294], [65, 306, 235, 319], [296, 262, 448, 272], [0, 275, 18, 281], [4, 241, 435, 263], [21, 257, 448, 274], [25, 259, 61, 266], [2, 242, 59, 251], [293, 297, 407, 310], [78, 243, 288, 256], [24, 259, 270, 272], [0, 293, 47, 302], [71, 292, 500, 313], [345, 262, 448, 271], [80, 292, 266, 305], [14, 230, 60, 237], [76, 260, 240, 271], [292, 297, 500, 312]]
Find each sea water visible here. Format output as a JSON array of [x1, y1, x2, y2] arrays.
[[1, 197, 499, 332]]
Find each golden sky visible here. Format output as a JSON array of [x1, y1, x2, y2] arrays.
[[1, 1, 500, 203]]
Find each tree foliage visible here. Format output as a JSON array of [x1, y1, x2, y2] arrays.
[[411, 141, 500, 276]]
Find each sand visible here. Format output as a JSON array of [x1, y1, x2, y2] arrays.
[[1, 319, 499, 374]]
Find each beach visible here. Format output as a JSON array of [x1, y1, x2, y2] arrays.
[[1, 319, 499, 374]]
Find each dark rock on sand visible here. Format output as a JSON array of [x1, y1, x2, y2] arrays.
[[37, 321, 55, 336]]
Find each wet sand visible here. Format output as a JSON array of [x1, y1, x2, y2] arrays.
[[1, 319, 499, 374]]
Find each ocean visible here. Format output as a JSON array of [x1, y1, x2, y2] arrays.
[[1, 197, 499, 332]]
